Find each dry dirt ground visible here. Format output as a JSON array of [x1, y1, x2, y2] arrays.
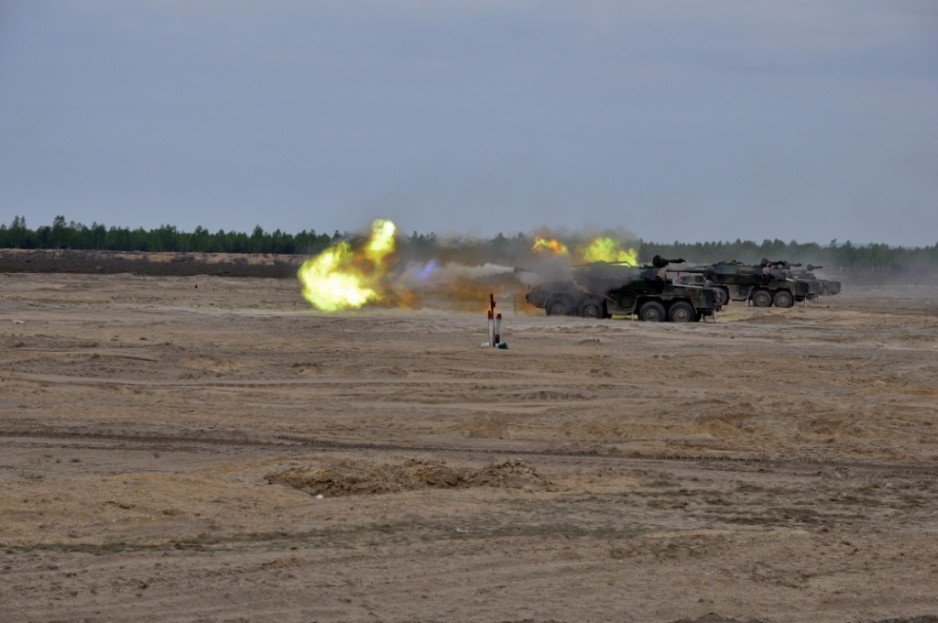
[[1, 272, 936, 623]]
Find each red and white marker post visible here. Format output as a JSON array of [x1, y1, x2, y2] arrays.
[[487, 293, 503, 347]]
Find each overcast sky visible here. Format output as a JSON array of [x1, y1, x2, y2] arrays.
[[1, 1, 936, 245]]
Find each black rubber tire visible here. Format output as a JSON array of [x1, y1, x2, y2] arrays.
[[718, 288, 730, 305], [546, 298, 571, 316], [668, 301, 695, 323], [751, 289, 772, 307], [638, 300, 666, 322], [773, 290, 794, 308], [820, 287, 830, 296], [579, 300, 606, 319]]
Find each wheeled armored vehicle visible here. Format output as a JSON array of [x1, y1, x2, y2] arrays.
[[673, 259, 819, 307], [524, 256, 723, 321], [792, 265, 841, 296]]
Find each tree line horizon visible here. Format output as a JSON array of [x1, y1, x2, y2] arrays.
[[2, 215, 936, 272]]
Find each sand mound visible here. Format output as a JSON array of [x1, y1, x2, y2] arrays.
[[512, 388, 594, 401], [266, 458, 553, 497]]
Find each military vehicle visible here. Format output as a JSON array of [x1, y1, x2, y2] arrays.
[[524, 256, 723, 321], [792, 265, 842, 296], [672, 259, 818, 308]]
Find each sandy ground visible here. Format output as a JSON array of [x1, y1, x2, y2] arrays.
[[1, 272, 936, 623]]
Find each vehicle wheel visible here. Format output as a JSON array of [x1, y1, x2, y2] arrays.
[[546, 298, 571, 316], [668, 301, 695, 323], [718, 288, 730, 305], [751, 289, 772, 307], [579, 299, 606, 319], [638, 301, 666, 322], [820, 286, 830, 296], [773, 290, 794, 308]]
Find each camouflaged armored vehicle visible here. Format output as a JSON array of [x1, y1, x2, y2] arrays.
[[673, 259, 818, 307], [792, 265, 842, 296], [524, 256, 723, 321]]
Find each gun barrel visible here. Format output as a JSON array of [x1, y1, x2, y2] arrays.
[[652, 255, 685, 268]]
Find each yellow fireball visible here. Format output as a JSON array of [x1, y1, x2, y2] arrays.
[[297, 218, 397, 312], [532, 236, 570, 255], [579, 237, 638, 265]]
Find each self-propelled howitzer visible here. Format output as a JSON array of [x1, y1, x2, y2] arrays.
[[524, 255, 723, 321], [792, 265, 842, 296], [672, 258, 819, 307]]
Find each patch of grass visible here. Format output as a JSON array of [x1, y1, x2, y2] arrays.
[[632, 488, 710, 498], [899, 494, 926, 508], [2, 519, 648, 557], [714, 504, 867, 528], [829, 494, 884, 507], [4, 541, 143, 555], [646, 498, 689, 509]]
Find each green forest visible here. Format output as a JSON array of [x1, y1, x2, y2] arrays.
[[2, 215, 936, 272]]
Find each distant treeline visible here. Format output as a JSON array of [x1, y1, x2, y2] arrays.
[[1, 216, 339, 255], [636, 240, 938, 273], [2, 215, 936, 273]]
